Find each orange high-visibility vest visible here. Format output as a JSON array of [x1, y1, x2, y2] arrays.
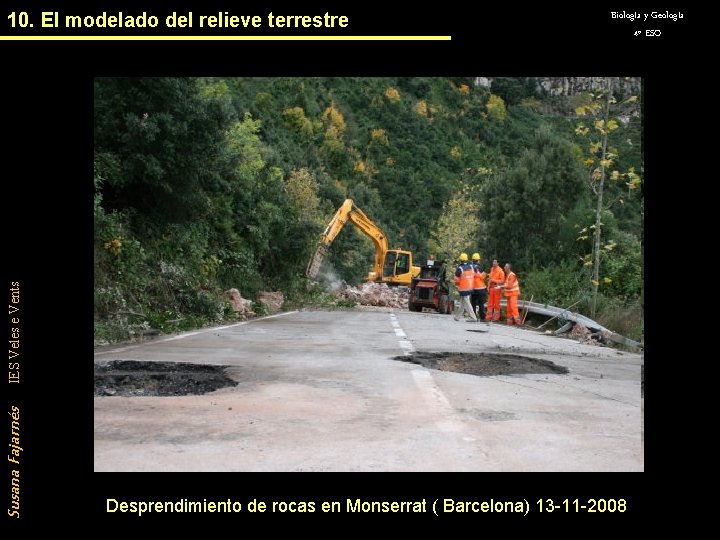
[[504, 272, 520, 297], [455, 264, 475, 292], [473, 266, 487, 289]]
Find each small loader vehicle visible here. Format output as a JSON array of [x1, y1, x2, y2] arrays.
[[408, 259, 454, 314]]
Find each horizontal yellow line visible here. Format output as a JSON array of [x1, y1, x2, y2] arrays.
[[0, 35, 451, 41]]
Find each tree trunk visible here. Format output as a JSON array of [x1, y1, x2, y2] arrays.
[[590, 172, 603, 318], [590, 81, 613, 318]]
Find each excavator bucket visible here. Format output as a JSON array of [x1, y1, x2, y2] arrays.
[[306, 244, 327, 279]]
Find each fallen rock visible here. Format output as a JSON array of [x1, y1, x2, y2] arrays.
[[225, 288, 256, 319], [256, 291, 285, 314], [564, 322, 612, 346]]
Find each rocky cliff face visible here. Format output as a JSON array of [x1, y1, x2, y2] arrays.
[[534, 77, 640, 96], [475, 76, 641, 96]]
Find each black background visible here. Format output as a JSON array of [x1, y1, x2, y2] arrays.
[[3, 0, 686, 532]]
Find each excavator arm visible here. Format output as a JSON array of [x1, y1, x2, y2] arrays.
[[306, 199, 389, 280], [346, 205, 390, 279]]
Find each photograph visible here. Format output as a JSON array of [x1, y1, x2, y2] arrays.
[[91, 76, 644, 475]]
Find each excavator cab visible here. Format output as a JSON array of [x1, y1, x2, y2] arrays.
[[380, 249, 416, 286], [382, 250, 410, 277], [394, 252, 410, 275], [382, 250, 397, 278]]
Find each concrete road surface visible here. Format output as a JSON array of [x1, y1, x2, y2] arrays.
[[94, 307, 644, 472]]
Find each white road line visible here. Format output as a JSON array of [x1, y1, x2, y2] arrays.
[[411, 370, 467, 434], [389, 313, 414, 355], [95, 311, 298, 356], [393, 312, 472, 438]]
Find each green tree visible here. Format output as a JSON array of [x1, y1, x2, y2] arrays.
[[94, 77, 235, 223], [489, 78, 532, 106], [282, 106, 314, 141], [574, 78, 641, 316], [428, 190, 479, 263], [486, 94, 507, 122], [482, 126, 586, 268], [320, 103, 347, 165], [285, 168, 320, 220]]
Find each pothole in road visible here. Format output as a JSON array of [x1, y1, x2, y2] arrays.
[[394, 352, 569, 377], [94, 360, 238, 397]]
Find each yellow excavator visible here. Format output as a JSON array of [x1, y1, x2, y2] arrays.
[[306, 199, 420, 287]]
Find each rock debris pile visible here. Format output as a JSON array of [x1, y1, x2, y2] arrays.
[[339, 282, 409, 309], [564, 322, 612, 346]]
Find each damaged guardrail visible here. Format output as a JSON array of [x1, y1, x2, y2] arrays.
[[499, 298, 643, 351]]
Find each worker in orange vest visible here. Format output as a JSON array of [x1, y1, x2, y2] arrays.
[[470, 253, 488, 322], [453, 253, 478, 322], [501, 263, 522, 326], [485, 258, 505, 322]]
